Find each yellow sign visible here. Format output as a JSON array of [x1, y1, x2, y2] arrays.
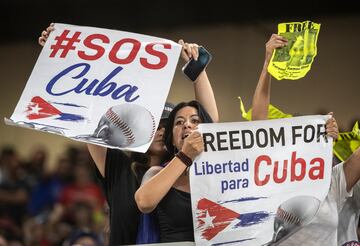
[[268, 20, 321, 80], [238, 97, 292, 121], [333, 122, 360, 161]]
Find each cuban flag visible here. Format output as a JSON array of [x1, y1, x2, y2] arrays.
[[196, 198, 270, 245], [25, 96, 86, 122]]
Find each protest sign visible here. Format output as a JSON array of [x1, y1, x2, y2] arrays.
[[5, 23, 182, 152], [190, 115, 332, 245], [268, 20, 321, 80], [238, 97, 359, 163]]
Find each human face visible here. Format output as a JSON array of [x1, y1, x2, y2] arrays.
[[73, 236, 97, 246], [172, 106, 201, 151], [289, 38, 304, 66], [148, 119, 167, 156], [292, 40, 304, 57]]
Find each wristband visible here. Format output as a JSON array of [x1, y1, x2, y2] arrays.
[[176, 151, 193, 167]]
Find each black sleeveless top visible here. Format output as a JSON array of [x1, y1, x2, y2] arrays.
[[156, 187, 194, 242], [95, 148, 142, 245]]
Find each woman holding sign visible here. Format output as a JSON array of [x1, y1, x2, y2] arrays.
[[135, 100, 214, 242], [39, 24, 218, 245], [251, 33, 360, 246]]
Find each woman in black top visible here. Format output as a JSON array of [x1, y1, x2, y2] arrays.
[[90, 112, 172, 245], [135, 100, 215, 242]]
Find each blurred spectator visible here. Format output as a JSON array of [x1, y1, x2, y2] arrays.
[[22, 217, 50, 246], [58, 162, 105, 213], [71, 202, 96, 233], [64, 230, 102, 246], [65, 145, 94, 169], [46, 203, 73, 246], [42, 161, 106, 243], [21, 146, 48, 189], [0, 145, 107, 245], [0, 146, 30, 227], [27, 157, 73, 216], [0, 218, 23, 245]]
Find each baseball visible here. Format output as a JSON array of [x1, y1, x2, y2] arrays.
[[277, 195, 320, 226], [93, 104, 155, 148], [263, 195, 320, 245]]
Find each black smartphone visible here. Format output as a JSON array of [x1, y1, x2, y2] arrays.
[[182, 46, 212, 82]]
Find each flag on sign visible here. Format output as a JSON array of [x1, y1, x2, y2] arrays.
[[196, 198, 269, 242], [25, 96, 86, 122]]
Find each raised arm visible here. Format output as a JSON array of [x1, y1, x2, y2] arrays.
[[343, 147, 360, 192], [251, 34, 288, 120], [135, 131, 203, 213], [179, 40, 219, 122], [87, 144, 106, 177], [135, 158, 187, 213]]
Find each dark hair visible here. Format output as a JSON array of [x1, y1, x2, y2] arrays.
[[67, 230, 101, 245], [130, 152, 150, 181], [164, 100, 213, 157], [0, 146, 16, 159], [130, 152, 173, 180], [130, 118, 172, 180]]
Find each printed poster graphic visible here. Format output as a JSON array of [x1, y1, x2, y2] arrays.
[[190, 115, 333, 245], [268, 20, 321, 80], [5, 23, 182, 152]]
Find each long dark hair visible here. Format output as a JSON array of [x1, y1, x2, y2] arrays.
[[164, 100, 213, 158], [130, 150, 172, 180], [130, 117, 173, 180], [130, 152, 149, 181]]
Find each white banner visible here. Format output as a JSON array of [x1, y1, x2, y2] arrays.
[[5, 23, 182, 152], [190, 115, 332, 245]]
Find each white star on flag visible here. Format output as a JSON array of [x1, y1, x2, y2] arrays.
[[29, 103, 41, 114], [200, 210, 216, 229]]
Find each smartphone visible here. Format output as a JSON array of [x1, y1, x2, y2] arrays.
[[182, 46, 212, 82]]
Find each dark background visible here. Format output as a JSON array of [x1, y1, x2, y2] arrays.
[[1, 0, 359, 42]]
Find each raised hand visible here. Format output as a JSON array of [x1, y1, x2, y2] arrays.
[[178, 39, 199, 62], [181, 131, 204, 160], [265, 34, 288, 62], [38, 23, 55, 46], [325, 112, 339, 140]]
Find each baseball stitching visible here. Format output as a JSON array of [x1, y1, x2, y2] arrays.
[[149, 114, 155, 143], [277, 207, 301, 226], [106, 107, 135, 146]]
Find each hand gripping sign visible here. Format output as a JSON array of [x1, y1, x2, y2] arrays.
[[190, 115, 332, 245], [5, 23, 182, 152]]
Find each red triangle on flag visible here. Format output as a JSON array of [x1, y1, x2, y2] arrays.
[[197, 198, 240, 240], [26, 96, 61, 120]]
